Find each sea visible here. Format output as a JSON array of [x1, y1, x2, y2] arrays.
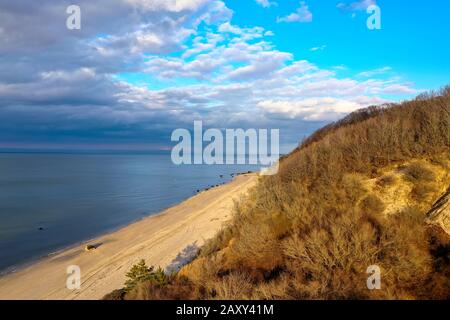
[[0, 152, 259, 273]]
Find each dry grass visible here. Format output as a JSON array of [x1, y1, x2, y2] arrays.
[[403, 162, 436, 184], [376, 174, 396, 188], [359, 194, 385, 216], [108, 87, 450, 300], [123, 277, 200, 300]]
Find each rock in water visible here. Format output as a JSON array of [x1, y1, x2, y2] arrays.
[[427, 187, 450, 236]]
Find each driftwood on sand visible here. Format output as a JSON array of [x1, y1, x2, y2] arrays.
[[427, 187, 450, 236]]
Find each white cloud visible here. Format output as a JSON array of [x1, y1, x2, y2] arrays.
[[0, 0, 421, 149], [257, 96, 386, 121], [275, 60, 317, 77], [218, 22, 242, 34], [227, 51, 292, 81], [277, 1, 313, 23], [337, 0, 376, 12], [138, 20, 417, 125], [357, 66, 392, 78], [333, 65, 348, 71], [125, 0, 210, 12], [218, 22, 266, 40], [379, 84, 418, 95], [182, 33, 224, 58], [146, 54, 223, 79], [255, 0, 277, 8], [310, 45, 327, 52]]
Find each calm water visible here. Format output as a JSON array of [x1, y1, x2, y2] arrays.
[[0, 152, 258, 273]]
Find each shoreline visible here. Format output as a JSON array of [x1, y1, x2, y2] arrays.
[[0, 215, 151, 278], [0, 173, 258, 300], [0, 172, 252, 278]]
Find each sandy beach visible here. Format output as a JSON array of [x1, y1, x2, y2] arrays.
[[0, 174, 258, 300]]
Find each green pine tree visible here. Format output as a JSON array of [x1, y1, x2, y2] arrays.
[[124, 259, 168, 290]]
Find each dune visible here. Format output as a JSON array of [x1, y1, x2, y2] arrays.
[[0, 174, 258, 300]]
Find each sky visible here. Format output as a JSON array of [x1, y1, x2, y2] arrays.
[[0, 0, 449, 152]]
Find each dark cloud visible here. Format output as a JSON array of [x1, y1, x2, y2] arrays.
[[0, 0, 232, 149], [0, 0, 416, 152]]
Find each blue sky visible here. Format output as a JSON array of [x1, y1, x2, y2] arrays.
[[0, 0, 449, 152], [238, 0, 450, 87], [232, 0, 450, 90]]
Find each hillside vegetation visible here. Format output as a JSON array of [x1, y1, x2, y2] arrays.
[[105, 87, 450, 300]]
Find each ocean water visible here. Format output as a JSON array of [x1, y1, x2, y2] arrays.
[[0, 152, 259, 273]]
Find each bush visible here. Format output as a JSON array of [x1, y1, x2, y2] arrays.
[[359, 194, 385, 216], [125, 259, 168, 290], [209, 272, 254, 300], [195, 88, 450, 299], [341, 174, 368, 205], [282, 209, 381, 299], [403, 163, 435, 183], [411, 184, 439, 203], [230, 216, 284, 273], [200, 226, 235, 257], [376, 174, 396, 187], [379, 207, 434, 295], [114, 87, 450, 300], [125, 277, 198, 300], [102, 289, 126, 300]]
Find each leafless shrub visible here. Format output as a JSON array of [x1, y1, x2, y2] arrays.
[[376, 174, 396, 187], [403, 162, 435, 183], [115, 88, 450, 300]]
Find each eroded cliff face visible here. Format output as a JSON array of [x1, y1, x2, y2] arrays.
[[427, 188, 450, 236]]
